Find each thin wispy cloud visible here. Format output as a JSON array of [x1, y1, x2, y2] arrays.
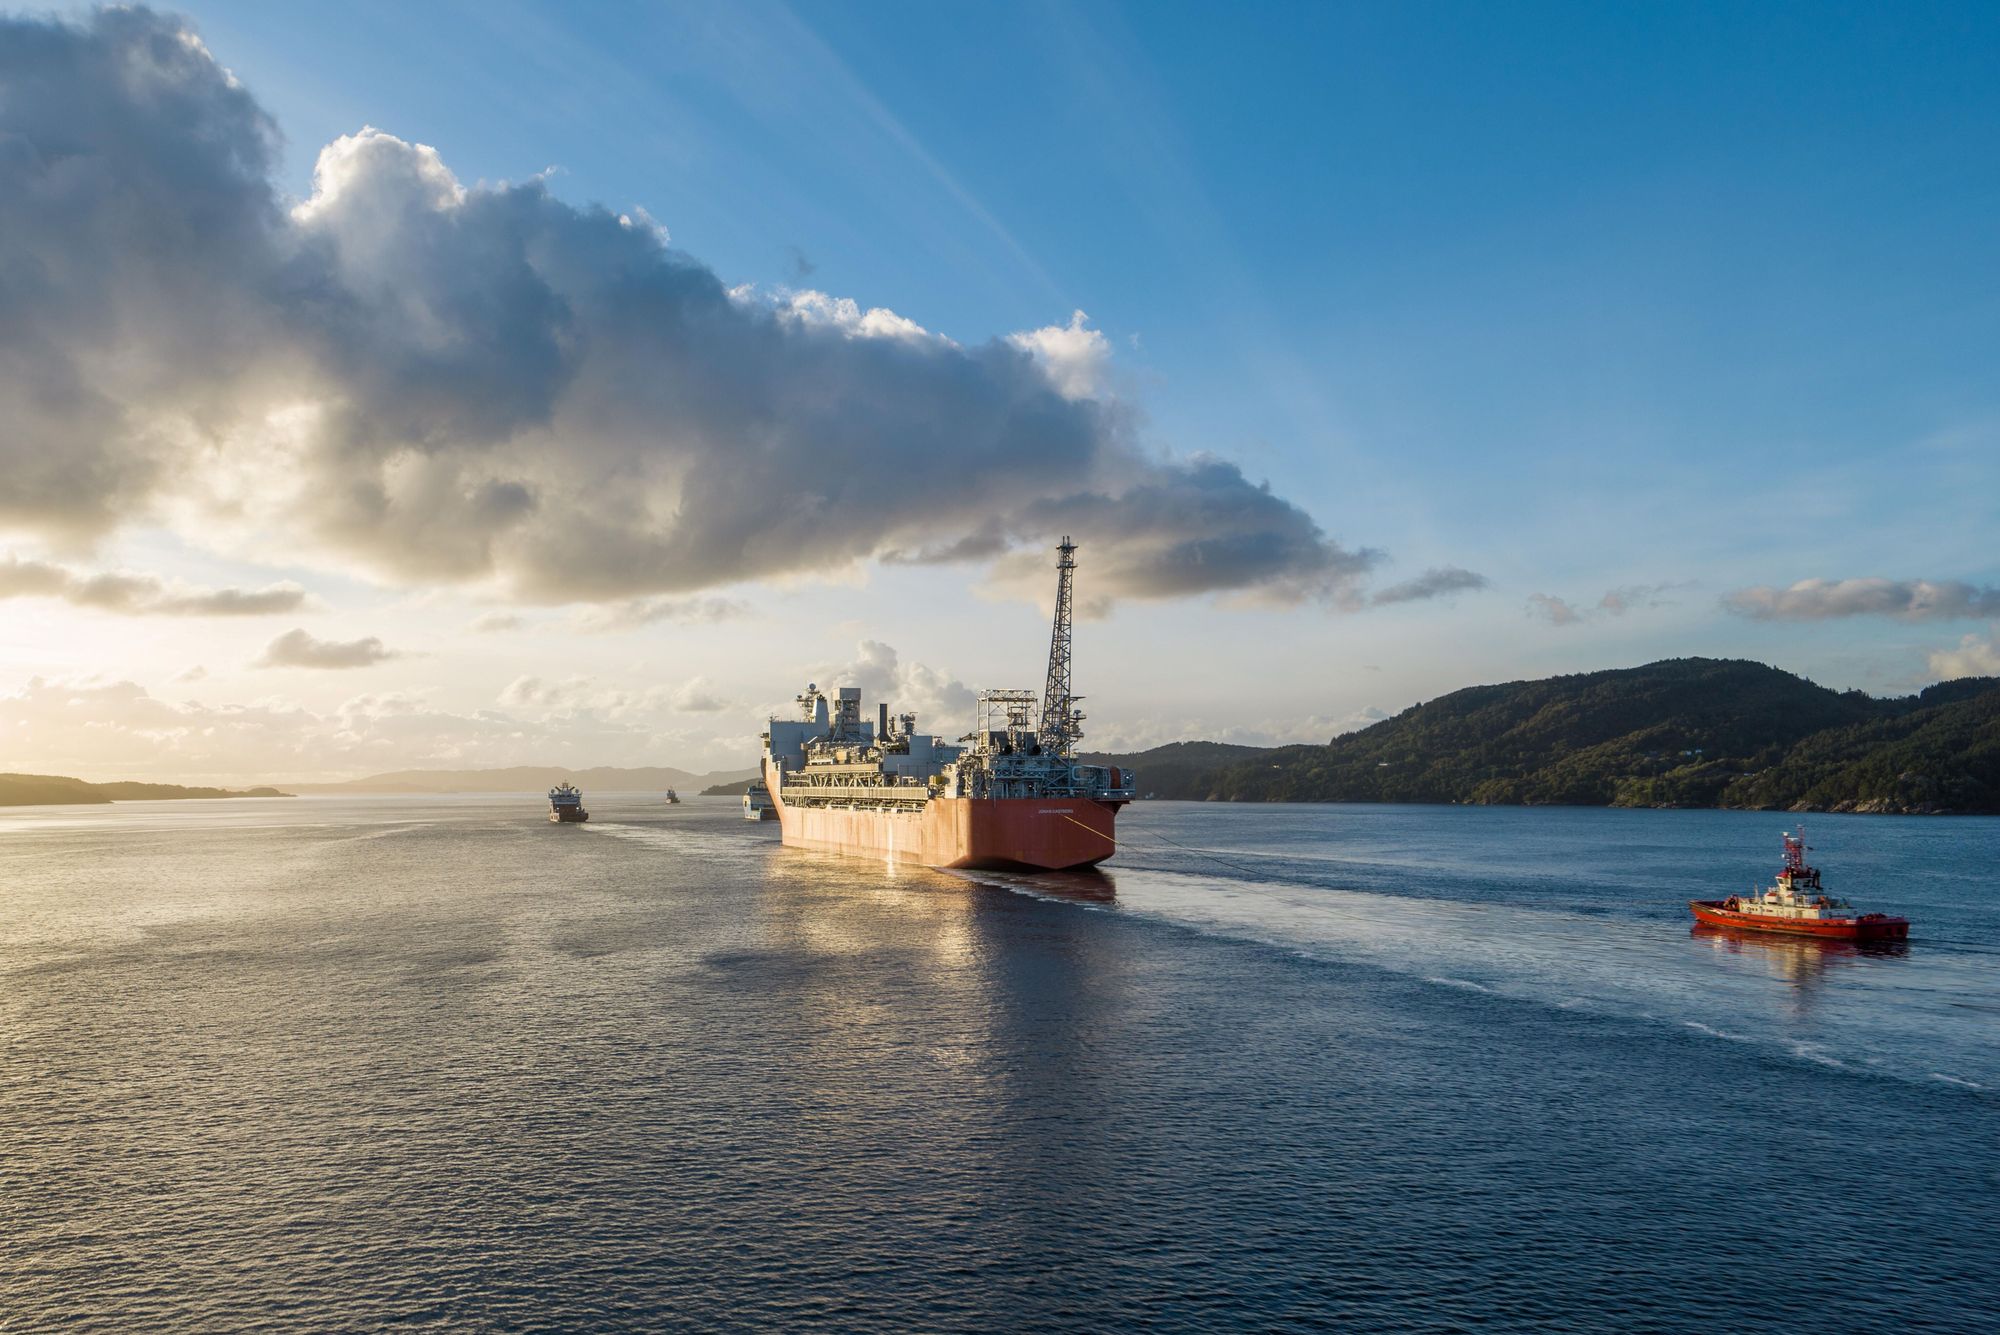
[[1372, 566, 1490, 606], [1528, 583, 1683, 627], [572, 597, 751, 632], [498, 675, 596, 709], [1527, 593, 1585, 627], [0, 674, 740, 782], [0, 555, 308, 616]]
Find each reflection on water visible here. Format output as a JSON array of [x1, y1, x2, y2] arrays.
[[1010, 866, 1119, 904], [0, 794, 1993, 1332], [1687, 923, 1910, 1016]]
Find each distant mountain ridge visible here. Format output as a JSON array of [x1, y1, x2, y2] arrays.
[[0, 773, 291, 807], [283, 765, 759, 794], [1090, 659, 2000, 813]]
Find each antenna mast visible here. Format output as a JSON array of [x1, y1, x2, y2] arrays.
[[1038, 537, 1080, 756]]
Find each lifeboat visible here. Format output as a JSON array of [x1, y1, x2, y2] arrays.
[[1689, 825, 1907, 940]]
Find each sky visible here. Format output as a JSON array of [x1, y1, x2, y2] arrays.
[[2, 1, 1997, 783]]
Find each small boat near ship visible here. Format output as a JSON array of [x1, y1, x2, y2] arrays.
[[742, 780, 777, 821], [548, 783, 589, 823], [1690, 826, 1907, 941]]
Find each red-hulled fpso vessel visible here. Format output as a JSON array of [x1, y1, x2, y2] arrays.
[[761, 538, 1135, 871], [1690, 826, 1909, 940]]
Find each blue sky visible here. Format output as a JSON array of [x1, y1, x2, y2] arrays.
[[5, 1, 1999, 778], [183, 0, 1998, 580]]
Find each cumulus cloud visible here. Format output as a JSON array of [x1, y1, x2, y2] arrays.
[[257, 627, 400, 669], [469, 611, 524, 632], [0, 9, 1368, 610], [980, 459, 1381, 611], [1372, 566, 1490, 606], [803, 640, 978, 736], [1724, 578, 2000, 623], [1929, 633, 2000, 681], [775, 287, 935, 342], [1007, 310, 1112, 400], [497, 674, 591, 709], [670, 676, 729, 712], [0, 555, 307, 615]]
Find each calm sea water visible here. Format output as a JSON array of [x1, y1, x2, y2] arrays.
[[2, 795, 1995, 1332]]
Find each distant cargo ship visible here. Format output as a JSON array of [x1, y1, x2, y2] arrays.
[[761, 538, 1135, 871], [548, 783, 589, 823], [742, 780, 777, 821], [1690, 826, 1908, 940]]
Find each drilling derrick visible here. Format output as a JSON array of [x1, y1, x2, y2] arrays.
[[1038, 537, 1080, 757], [755, 531, 1135, 873]]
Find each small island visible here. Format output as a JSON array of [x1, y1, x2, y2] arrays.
[[0, 773, 293, 807]]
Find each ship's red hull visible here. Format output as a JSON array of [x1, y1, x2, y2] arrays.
[[764, 760, 1121, 871], [1688, 900, 1908, 940]]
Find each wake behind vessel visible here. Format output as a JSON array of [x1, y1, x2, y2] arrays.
[[760, 538, 1135, 871], [1690, 826, 1908, 940]]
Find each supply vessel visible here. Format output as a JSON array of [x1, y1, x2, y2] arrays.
[[760, 537, 1135, 871], [548, 783, 589, 823], [1690, 826, 1908, 940], [742, 780, 777, 821]]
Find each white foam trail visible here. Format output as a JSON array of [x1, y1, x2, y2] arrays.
[[1784, 1042, 1846, 1069]]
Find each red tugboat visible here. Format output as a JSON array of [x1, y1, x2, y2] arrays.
[[1690, 826, 1909, 941]]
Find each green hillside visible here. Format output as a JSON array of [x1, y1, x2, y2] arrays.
[[1181, 659, 1999, 813], [1079, 741, 1272, 800]]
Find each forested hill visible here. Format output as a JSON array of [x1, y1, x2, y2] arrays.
[[1077, 741, 1272, 800], [1103, 659, 2000, 813]]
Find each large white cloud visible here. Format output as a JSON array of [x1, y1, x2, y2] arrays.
[[1929, 633, 2000, 681], [799, 639, 978, 737], [0, 8, 1378, 610], [1007, 309, 1112, 400]]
